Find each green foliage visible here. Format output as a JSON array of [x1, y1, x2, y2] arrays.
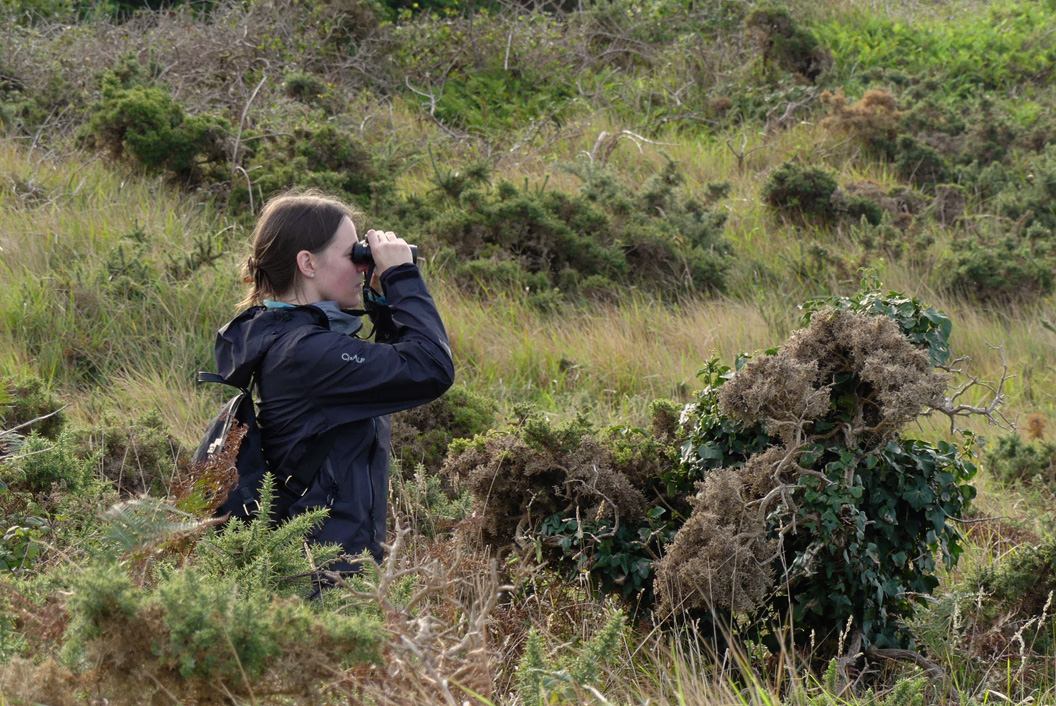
[[189, 475, 343, 599], [762, 161, 839, 221], [676, 288, 976, 650], [967, 536, 1056, 654], [0, 374, 65, 439], [392, 385, 497, 473], [80, 57, 228, 182], [390, 462, 472, 539], [894, 135, 950, 188], [428, 160, 729, 299], [237, 120, 388, 209], [986, 433, 1056, 486], [942, 230, 1055, 304], [515, 609, 626, 704], [62, 560, 381, 682], [71, 410, 180, 496], [61, 562, 141, 658], [815, 1, 1056, 97], [0, 513, 51, 573], [2, 430, 99, 495], [746, 6, 831, 82]]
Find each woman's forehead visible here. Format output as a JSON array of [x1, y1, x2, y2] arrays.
[[332, 216, 358, 245]]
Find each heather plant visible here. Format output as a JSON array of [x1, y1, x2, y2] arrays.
[[661, 288, 979, 652]]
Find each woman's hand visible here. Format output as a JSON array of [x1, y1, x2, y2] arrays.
[[365, 229, 413, 283]]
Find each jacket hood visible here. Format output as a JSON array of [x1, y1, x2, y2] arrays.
[[214, 305, 328, 389]]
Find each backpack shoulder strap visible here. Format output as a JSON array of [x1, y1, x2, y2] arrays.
[[198, 371, 247, 391], [280, 426, 344, 498]]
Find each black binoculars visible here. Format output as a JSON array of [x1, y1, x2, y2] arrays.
[[351, 242, 418, 266]]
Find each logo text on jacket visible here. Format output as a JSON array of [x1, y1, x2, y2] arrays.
[[342, 352, 366, 364]]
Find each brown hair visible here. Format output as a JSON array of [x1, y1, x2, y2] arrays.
[[238, 190, 358, 310]]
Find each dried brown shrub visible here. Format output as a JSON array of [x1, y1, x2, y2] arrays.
[[442, 431, 649, 548], [654, 467, 776, 615], [0, 657, 79, 706], [657, 310, 950, 617], [820, 87, 902, 149], [1027, 413, 1047, 441]]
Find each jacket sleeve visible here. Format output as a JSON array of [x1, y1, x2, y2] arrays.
[[297, 264, 455, 423]]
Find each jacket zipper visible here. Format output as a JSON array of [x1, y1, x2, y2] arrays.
[[367, 418, 378, 544]]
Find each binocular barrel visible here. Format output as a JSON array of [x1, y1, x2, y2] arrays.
[[350, 242, 418, 266]]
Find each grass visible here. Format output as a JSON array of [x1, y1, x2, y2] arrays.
[[5, 0, 1056, 701]]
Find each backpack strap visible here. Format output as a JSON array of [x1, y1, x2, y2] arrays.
[[280, 426, 343, 498], [198, 370, 341, 501]]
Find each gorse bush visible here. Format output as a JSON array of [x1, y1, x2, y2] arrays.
[[660, 288, 976, 651], [762, 161, 839, 221], [427, 160, 730, 300], [79, 56, 228, 183], [985, 433, 1056, 486], [942, 228, 1056, 304], [745, 6, 831, 82]]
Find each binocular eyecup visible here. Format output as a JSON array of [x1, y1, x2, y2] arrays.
[[350, 243, 418, 266]]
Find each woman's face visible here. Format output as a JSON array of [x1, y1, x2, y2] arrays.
[[311, 216, 370, 309]]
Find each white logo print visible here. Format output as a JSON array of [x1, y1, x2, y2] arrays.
[[342, 353, 366, 364]]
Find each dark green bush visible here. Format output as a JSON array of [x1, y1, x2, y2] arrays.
[[428, 162, 730, 299], [80, 59, 228, 183], [762, 161, 839, 221], [895, 135, 951, 188], [985, 433, 1056, 486], [1, 430, 99, 495], [235, 120, 390, 210], [391, 385, 497, 474], [745, 6, 832, 82], [943, 231, 1055, 303], [71, 411, 180, 497], [0, 374, 65, 439]]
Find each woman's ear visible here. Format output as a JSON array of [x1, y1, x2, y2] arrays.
[[295, 250, 316, 279]]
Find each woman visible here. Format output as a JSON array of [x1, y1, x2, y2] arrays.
[[211, 190, 454, 570]]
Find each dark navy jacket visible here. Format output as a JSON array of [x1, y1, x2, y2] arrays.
[[213, 263, 454, 565]]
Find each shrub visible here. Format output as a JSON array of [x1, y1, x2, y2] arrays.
[[70, 411, 180, 497], [942, 230, 1055, 304], [820, 87, 901, 157], [985, 433, 1056, 486], [745, 6, 832, 82], [0, 374, 65, 439], [966, 537, 1056, 656], [443, 404, 681, 605], [663, 289, 976, 651], [428, 161, 730, 299], [2, 430, 99, 496], [762, 161, 839, 221], [895, 135, 951, 188], [235, 120, 388, 209], [80, 58, 229, 183], [391, 385, 497, 474]]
